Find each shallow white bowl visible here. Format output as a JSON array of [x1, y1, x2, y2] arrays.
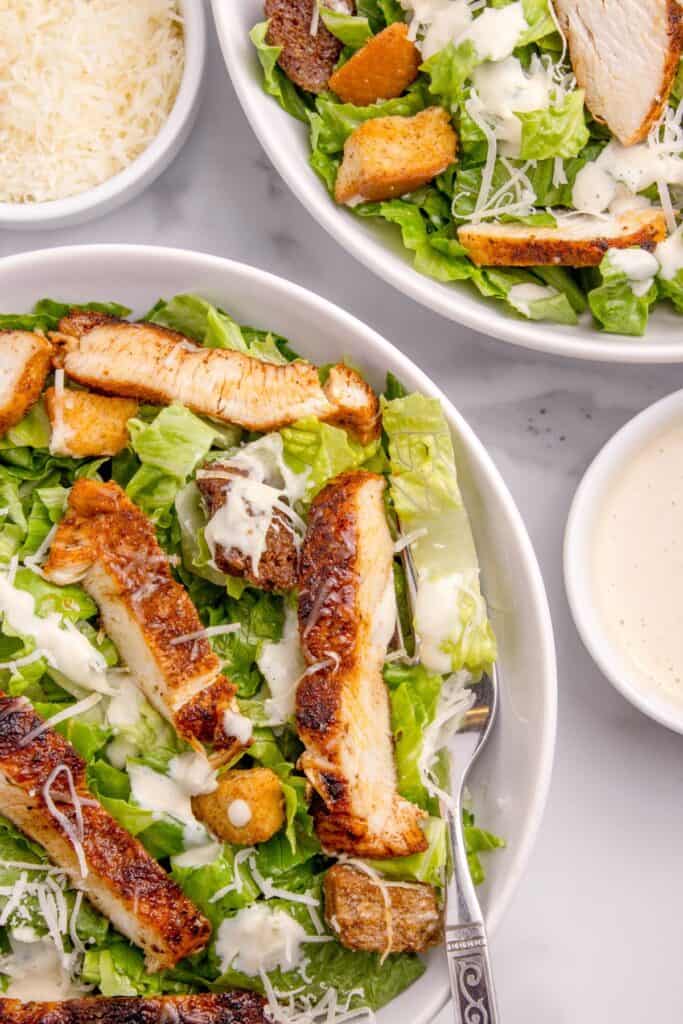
[[0, 244, 557, 1023], [212, 0, 683, 363], [0, 0, 206, 231], [565, 389, 683, 733]]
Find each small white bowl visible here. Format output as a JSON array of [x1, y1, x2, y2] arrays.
[[0, 0, 206, 231], [565, 389, 683, 733], [213, 0, 683, 363], [0, 243, 556, 1024]]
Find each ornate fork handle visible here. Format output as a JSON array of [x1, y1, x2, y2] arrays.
[[446, 922, 499, 1024]]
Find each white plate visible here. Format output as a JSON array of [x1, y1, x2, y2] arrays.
[[0, 244, 557, 1023], [211, 0, 683, 364], [0, 0, 206, 231], [565, 389, 683, 734]]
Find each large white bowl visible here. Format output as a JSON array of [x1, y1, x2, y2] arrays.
[[0, 0, 206, 231], [212, 0, 683, 364], [0, 244, 557, 1023], [565, 389, 683, 734]]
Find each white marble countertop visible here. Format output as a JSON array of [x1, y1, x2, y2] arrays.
[[2, 17, 683, 1022]]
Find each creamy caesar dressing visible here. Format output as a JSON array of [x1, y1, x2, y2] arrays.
[[414, 569, 485, 674], [592, 420, 683, 704], [401, 0, 527, 61], [106, 673, 144, 729], [227, 799, 253, 828], [127, 761, 208, 847], [257, 603, 306, 724], [572, 163, 617, 216], [0, 573, 111, 694], [458, 2, 527, 62], [656, 226, 683, 280], [3, 936, 81, 1001], [470, 56, 551, 157], [606, 248, 659, 296], [223, 708, 253, 744], [172, 841, 222, 869], [215, 904, 308, 976], [168, 751, 218, 797], [574, 139, 683, 215], [508, 283, 559, 316]]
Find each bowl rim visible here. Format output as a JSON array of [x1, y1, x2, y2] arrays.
[[564, 388, 683, 734], [211, 0, 683, 365], [0, 0, 206, 227], [0, 242, 557, 1008]]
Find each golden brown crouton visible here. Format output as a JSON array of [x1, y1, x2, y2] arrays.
[[329, 23, 421, 106], [458, 209, 668, 267], [323, 864, 442, 953], [265, 0, 354, 94], [0, 331, 51, 436], [45, 387, 138, 457], [334, 106, 457, 204], [192, 768, 285, 845]]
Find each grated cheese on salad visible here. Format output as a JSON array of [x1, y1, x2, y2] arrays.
[[0, 0, 184, 204]]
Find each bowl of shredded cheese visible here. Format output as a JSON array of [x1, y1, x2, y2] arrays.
[[0, 0, 205, 230]]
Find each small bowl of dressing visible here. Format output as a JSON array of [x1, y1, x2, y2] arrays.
[[565, 390, 683, 733]]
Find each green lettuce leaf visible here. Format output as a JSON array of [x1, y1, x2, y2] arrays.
[[368, 816, 447, 886], [384, 662, 442, 812], [356, 0, 403, 31], [0, 299, 130, 334], [518, 90, 589, 160], [250, 21, 311, 123], [281, 417, 382, 503], [320, 6, 372, 47], [588, 250, 658, 336], [382, 394, 496, 676], [463, 808, 506, 885], [421, 40, 479, 112]]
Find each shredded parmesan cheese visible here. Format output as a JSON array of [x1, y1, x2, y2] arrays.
[[0, 0, 185, 204]]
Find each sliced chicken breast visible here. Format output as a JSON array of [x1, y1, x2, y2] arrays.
[[297, 471, 427, 858], [554, 0, 682, 146], [43, 479, 245, 765], [324, 864, 442, 953], [0, 693, 210, 971], [45, 387, 138, 457], [458, 208, 668, 266], [55, 312, 380, 444], [197, 464, 299, 592], [0, 331, 52, 435], [0, 991, 266, 1024]]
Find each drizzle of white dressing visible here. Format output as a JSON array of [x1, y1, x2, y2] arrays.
[[223, 709, 253, 744], [3, 937, 81, 1001], [592, 420, 683, 705], [106, 673, 144, 729], [656, 226, 683, 280], [127, 762, 207, 847], [400, 0, 471, 58], [572, 162, 617, 215], [608, 183, 652, 217], [414, 569, 486, 674], [215, 904, 308, 976], [471, 56, 551, 157], [168, 751, 218, 797], [577, 140, 683, 215], [172, 841, 222, 869], [458, 2, 527, 62], [227, 799, 253, 828], [0, 573, 111, 694], [257, 603, 306, 725], [508, 283, 559, 316], [607, 248, 659, 296]]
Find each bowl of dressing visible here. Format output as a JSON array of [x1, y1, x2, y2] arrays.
[[565, 390, 683, 732]]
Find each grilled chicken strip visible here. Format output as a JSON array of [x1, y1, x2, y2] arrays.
[[324, 864, 442, 953], [554, 0, 682, 146], [45, 387, 138, 457], [197, 464, 299, 591], [55, 311, 380, 444], [297, 471, 427, 858], [0, 693, 210, 971], [0, 991, 267, 1024], [43, 479, 245, 765], [458, 209, 668, 267], [265, 0, 354, 94], [0, 331, 52, 435]]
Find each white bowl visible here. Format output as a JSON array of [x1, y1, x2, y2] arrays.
[[212, 0, 683, 364], [0, 244, 557, 1023], [565, 389, 683, 733], [0, 1, 206, 231]]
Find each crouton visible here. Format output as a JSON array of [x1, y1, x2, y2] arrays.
[[554, 0, 682, 146], [265, 0, 354, 94], [323, 864, 442, 953], [458, 209, 668, 267], [192, 767, 285, 846], [334, 106, 457, 205], [0, 331, 51, 436], [329, 23, 421, 106], [45, 387, 138, 457]]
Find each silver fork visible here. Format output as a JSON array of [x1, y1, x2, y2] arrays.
[[397, 544, 500, 1024]]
